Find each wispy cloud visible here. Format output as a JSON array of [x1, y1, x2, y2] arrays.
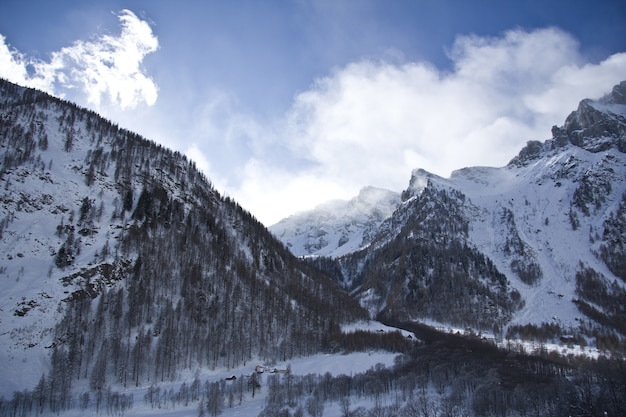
[[0, 9, 158, 109], [229, 27, 626, 224], [1, 18, 624, 226]]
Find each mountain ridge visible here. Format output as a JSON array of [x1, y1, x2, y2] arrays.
[[0, 78, 367, 398], [270, 185, 401, 257], [276, 81, 626, 346]]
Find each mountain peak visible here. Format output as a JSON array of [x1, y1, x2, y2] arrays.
[[509, 80, 626, 167], [270, 186, 400, 257], [602, 80, 626, 105], [401, 168, 443, 201], [563, 81, 626, 149], [274, 80, 626, 344]]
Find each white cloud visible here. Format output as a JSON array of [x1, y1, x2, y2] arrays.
[[2, 20, 625, 227], [230, 27, 626, 225], [185, 144, 211, 176], [236, 158, 349, 224], [0, 35, 30, 85], [0, 9, 158, 110]]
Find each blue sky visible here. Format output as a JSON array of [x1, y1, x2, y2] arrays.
[[1, 0, 625, 224]]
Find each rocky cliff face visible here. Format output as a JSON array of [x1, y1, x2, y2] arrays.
[[562, 80, 626, 152]]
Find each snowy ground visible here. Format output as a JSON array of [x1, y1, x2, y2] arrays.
[[417, 317, 603, 359], [10, 321, 405, 416], [49, 319, 604, 417], [55, 349, 399, 417], [341, 320, 415, 338]]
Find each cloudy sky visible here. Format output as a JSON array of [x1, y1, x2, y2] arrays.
[[1, 0, 625, 225]]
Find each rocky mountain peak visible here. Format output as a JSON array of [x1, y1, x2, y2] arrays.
[[509, 80, 626, 167], [277, 81, 626, 344], [603, 80, 626, 105], [401, 168, 442, 201], [562, 81, 626, 152]]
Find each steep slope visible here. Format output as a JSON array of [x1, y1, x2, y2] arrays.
[[0, 79, 367, 400], [269, 186, 400, 257], [339, 173, 522, 332], [277, 81, 626, 346]]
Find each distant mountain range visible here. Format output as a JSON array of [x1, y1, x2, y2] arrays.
[[273, 81, 626, 344]]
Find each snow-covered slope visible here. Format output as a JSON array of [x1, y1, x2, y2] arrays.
[[270, 186, 400, 257], [0, 79, 367, 399], [274, 81, 626, 342], [0, 95, 126, 393], [448, 142, 625, 329]]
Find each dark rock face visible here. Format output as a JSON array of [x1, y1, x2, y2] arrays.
[[563, 82, 626, 152], [607, 80, 626, 105], [509, 81, 626, 168]]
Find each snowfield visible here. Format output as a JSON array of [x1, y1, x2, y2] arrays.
[[37, 349, 400, 417], [270, 186, 400, 258]]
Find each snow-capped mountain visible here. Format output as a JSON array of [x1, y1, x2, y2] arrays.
[[277, 81, 626, 343], [0, 79, 367, 398], [269, 186, 400, 257], [1, 80, 625, 417]]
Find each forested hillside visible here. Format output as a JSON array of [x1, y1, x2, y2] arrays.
[[336, 182, 521, 333], [0, 79, 366, 411]]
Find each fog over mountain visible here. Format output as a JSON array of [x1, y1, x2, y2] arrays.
[[270, 186, 401, 257]]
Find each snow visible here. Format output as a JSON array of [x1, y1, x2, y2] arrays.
[[286, 350, 398, 376], [273, 99, 626, 340], [267, 86, 626, 342], [0, 105, 402, 417], [341, 320, 415, 338], [43, 349, 400, 417], [0, 107, 136, 396], [270, 186, 400, 257], [589, 99, 626, 116], [416, 317, 603, 359], [451, 145, 626, 330], [2, 75, 626, 416]]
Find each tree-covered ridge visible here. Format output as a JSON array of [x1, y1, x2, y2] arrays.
[[337, 183, 522, 332], [0, 78, 367, 411]]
